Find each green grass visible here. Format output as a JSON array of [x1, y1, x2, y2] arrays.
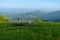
[[0, 22, 60, 40]]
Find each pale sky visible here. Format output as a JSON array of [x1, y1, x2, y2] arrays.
[[0, 0, 60, 11]]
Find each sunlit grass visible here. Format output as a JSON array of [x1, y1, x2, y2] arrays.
[[0, 22, 60, 40]]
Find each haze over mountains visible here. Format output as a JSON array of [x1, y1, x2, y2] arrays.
[[0, 8, 60, 22]]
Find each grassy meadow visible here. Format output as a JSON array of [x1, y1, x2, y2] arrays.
[[0, 22, 60, 40]]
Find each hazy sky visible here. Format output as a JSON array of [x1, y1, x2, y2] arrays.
[[0, 0, 60, 11]]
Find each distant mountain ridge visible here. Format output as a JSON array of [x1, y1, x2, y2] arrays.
[[0, 8, 60, 21], [42, 10, 60, 21], [9, 10, 46, 20]]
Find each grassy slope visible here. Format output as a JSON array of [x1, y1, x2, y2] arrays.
[[0, 22, 60, 40]]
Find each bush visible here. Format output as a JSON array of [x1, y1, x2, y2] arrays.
[[0, 15, 10, 22], [34, 19, 43, 24]]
